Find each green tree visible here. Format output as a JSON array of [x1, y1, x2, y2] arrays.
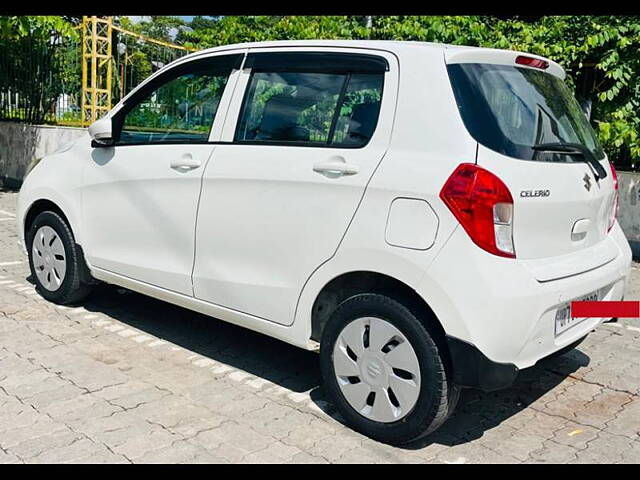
[[117, 16, 186, 43], [180, 15, 640, 169], [2, 15, 638, 168], [0, 16, 79, 123], [0, 16, 77, 41]]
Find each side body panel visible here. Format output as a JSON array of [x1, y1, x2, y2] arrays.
[[293, 46, 477, 336], [81, 144, 214, 295], [192, 47, 400, 326], [18, 43, 478, 352], [17, 136, 91, 248]]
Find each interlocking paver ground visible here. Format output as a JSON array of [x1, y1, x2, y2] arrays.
[[0, 189, 639, 463]]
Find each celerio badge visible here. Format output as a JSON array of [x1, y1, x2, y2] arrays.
[[520, 189, 550, 198]]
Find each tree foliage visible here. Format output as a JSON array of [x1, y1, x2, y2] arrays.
[[110, 16, 192, 101], [180, 16, 640, 170], [0, 16, 79, 124], [0, 16, 78, 41], [117, 16, 186, 43], [1, 15, 638, 169]]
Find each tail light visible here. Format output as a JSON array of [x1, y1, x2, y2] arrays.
[[440, 163, 516, 258], [608, 162, 619, 232]]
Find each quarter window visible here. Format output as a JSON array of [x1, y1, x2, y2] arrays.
[[330, 74, 384, 146]]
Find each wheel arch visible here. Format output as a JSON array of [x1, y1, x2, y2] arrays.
[[24, 199, 71, 239], [309, 270, 452, 369], [20, 187, 84, 248]]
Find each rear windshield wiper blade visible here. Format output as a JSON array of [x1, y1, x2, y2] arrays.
[[532, 142, 607, 180]]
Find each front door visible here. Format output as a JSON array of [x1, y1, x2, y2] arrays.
[[82, 53, 242, 295]]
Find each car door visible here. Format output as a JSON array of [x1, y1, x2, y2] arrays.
[[192, 48, 398, 325], [82, 53, 243, 295]]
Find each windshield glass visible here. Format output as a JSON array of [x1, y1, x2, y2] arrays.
[[447, 63, 605, 162]]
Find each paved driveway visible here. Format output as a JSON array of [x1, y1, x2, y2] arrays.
[[0, 190, 639, 463]]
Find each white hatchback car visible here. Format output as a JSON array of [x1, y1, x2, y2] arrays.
[[17, 40, 632, 445]]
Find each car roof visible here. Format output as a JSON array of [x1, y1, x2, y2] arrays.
[[180, 40, 564, 79], [184, 39, 472, 58], [111, 39, 563, 112]]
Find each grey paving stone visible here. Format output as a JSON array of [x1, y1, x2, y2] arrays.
[[134, 440, 223, 464], [0, 190, 638, 464], [111, 428, 180, 460]]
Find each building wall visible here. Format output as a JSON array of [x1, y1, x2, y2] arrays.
[[618, 170, 640, 259], [0, 121, 86, 188]]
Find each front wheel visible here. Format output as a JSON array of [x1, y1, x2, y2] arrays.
[[320, 293, 458, 445], [27, 210, 92, 305]]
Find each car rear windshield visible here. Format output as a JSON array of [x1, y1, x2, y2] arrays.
[[447, 63, 605, 162]]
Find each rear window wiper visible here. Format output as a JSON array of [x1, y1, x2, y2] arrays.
[[532, 142, 607, 180]]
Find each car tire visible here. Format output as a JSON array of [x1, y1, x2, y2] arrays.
[[320, 293, 458, 445], [27, 211, 93, 305]]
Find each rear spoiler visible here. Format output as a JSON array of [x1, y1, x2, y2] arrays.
[[444, 47, 565, 80]]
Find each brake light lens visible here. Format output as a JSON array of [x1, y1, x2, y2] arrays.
[[515, 55, 549, 70], [608, 162, 619, 232], [440, 163, 516, 258]]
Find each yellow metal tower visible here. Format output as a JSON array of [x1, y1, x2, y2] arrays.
[[81, 16, 113, 126]]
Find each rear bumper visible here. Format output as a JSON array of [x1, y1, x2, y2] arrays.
[[446, 333, 589, 392], [420, 222, 632, 371]]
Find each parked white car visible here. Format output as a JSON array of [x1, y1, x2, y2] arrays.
[[17, 40, 632, 445]]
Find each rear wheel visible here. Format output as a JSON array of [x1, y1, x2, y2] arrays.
[[320, 293, 458, 445], [27, 211, 92, 304]]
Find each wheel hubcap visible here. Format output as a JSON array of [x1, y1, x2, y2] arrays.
[[333, 316, 421, 423], [32, 226, 66, 291]]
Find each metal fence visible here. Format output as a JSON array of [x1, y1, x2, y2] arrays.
[[0, 16, 196, 127], [0, 29, 81, 125]]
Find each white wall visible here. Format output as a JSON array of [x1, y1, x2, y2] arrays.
[[0, 121, 86, 188], [618, 171, 640, 259]]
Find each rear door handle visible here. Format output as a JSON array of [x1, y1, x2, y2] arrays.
[[170, 154, 201, 172], [313, 157, 359, 177]]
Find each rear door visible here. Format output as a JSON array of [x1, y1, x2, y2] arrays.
[[445, 49, 617, 269], [192, 48, 398, 325]]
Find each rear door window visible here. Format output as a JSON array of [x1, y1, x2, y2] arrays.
[[236, 71, 344, 144], [447, 63, 605, 162], [234, 52, 386, 148]]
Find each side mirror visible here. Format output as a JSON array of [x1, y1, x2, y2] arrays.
[[88, 118, 114, 147]]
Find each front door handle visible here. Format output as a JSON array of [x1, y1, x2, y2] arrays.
[[313, 157, 359, 177], [170, 154, 201, 172]]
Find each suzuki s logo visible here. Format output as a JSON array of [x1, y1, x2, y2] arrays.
[[366, 362, 383, 379], [520, 189, 551, 198], [583, 173, 592, 192]]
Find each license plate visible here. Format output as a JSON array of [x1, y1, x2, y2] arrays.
[[554, 289, 601, 337]]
